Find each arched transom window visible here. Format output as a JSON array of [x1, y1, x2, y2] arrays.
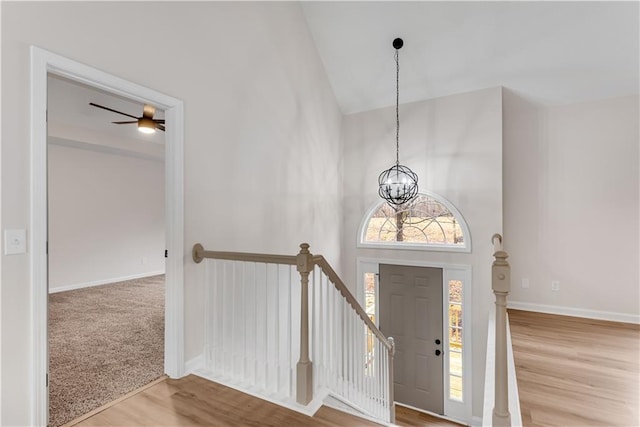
[[359, 193, 471, 252]]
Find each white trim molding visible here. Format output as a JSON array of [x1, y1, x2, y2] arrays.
[[184, 353, 205, 375], [30, 46, 184, 426], [508, 301, 640, 324], [48, 271, 165, 294]]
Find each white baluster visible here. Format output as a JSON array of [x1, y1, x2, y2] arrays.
[[215, 260, 223, 374], [311, 267, 318, 392], [236, 262, 244, 380], [356, 315, 361, 405], [329, 279, 335, 390], [382, 347, 388, 414], [260, 263, 268, 390], [222, 261, 230, 377], [317, 271, 323, 389], [249, 262, 257, 387], [287, 265, 293, 399], [344, 303, 349, 400], [276, 263, 282, 395]]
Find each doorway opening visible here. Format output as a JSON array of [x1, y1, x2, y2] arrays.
[[358, 258, 472, 423], [30, 47, 184, 426], [47, 74, 167, 426]]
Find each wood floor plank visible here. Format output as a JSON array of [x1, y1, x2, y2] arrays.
[[70, 374, 466, 426], [508, 309, 640, 427], [395, 405, 465, 426]]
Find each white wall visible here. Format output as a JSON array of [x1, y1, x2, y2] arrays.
[[341, 87, 503, 420], [48, 141, 165, 292], [1, 3, 342, 424], [504, 92, 639, 322]]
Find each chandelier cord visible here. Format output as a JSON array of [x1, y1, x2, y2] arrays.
[[378, 37, 418, 208], [395, 48, 400, 166]]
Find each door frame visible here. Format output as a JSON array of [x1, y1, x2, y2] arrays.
[[30, 46, 185, 426], [357, 256, 472, 423]]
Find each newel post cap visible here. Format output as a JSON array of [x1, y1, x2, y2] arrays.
[[297, 243, 312, 273]]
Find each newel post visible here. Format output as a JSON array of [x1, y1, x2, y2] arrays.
[[492, 234, 511, 426], [296, 243, 313, 405], [388, 337, 396, 423]]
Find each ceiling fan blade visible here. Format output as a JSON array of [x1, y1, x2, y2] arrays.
[[142, 104, 156, 119], [153, 119, 165, 123], [156, 124, 166, 132], [112, 121, 138, 124], [89, 102, 139, 120]]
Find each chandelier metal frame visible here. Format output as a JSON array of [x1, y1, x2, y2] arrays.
[[378, 38, 419, 207]]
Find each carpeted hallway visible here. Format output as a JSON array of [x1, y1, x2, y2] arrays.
[[48, 275, 165, 427]]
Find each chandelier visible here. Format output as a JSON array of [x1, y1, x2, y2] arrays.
[[378, 38, 419, 207]]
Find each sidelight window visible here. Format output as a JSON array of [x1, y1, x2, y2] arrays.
[[448, 279, 463, 401]]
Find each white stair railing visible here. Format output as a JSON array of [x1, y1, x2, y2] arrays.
[[310, 255, 395, 422], [192, 243, 395, 424]]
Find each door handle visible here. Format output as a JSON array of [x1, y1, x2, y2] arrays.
[[435, 339, 441, 345], [435, 349, 442, 356]]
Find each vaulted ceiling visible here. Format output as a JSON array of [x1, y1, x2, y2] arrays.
[[49, 1, 639, 137], [301, 1, 639, 114]]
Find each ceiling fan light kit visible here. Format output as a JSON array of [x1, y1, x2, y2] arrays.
[[378, 37, 419, 208], [137, 117, 157, 134], [89, 102, 165, 133]]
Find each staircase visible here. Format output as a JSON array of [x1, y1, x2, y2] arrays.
[[191, 243, 396, 424]]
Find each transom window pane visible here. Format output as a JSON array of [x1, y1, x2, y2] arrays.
[[362, 194, 468, 250]]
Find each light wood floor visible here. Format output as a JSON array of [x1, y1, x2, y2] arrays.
[[66, 374, 464, 426], [508, 309, 640, 427]]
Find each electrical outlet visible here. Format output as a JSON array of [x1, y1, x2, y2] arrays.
[[521, 278, 530, 289], [142, 256, 148, 265], [551, 280, 560, 291]]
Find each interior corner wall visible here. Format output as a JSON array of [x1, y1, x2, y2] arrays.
[[47, 142, 165, 292], [341, 86, 504, 420], [503, 92, 640, 321], [1, 2, 342, 424]]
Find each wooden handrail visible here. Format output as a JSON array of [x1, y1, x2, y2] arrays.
[[311, 255, 392, 350], [192, 243, 297, 265], [492, 233, 503, 253]]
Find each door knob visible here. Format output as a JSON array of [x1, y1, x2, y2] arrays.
[[435, 349, 442, 356], [435, 339, 441, 345]]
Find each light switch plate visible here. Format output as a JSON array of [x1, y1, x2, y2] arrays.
[[4, 229, 27, 255]]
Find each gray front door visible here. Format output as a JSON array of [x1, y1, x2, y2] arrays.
[[379, 264, 444, 414]]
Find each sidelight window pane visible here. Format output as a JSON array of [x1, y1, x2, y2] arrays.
[[364, 272, 376, 376], [448, 279, 463, 401]]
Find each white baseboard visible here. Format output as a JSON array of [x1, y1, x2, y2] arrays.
[[184, 353, 205, 375], [508, 301, 640, 324], [49, 271, 165, 294], [190, 368, 320, 417]]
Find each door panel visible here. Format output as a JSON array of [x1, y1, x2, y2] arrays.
[[379, 264, 444, 414]]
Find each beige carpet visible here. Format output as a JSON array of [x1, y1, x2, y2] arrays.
[[48, 275, 165, 427]]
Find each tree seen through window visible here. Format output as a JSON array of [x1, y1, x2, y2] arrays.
[[364, 194, 465, 246]]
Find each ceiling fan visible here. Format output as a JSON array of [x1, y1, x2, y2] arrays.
[[89, 102, 165, 133]]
